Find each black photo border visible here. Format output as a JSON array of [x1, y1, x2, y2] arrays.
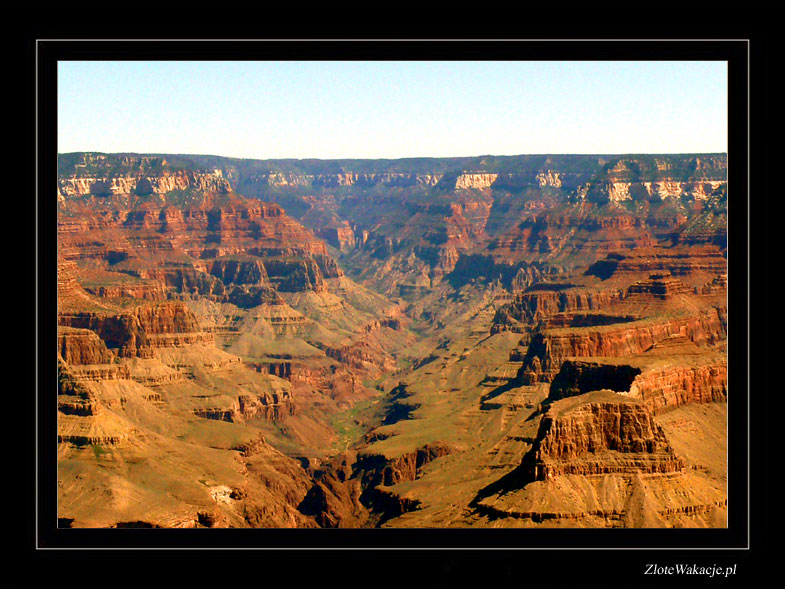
[[30, 35, 762, 579]]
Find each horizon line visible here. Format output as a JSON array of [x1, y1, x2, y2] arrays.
[[57, 150, 730, 162]]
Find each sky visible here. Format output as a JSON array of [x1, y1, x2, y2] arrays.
[[58, 61, 727, 159]]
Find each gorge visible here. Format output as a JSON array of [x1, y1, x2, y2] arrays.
[[56, 151, 728, 529]]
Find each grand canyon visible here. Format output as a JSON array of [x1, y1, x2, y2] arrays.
[[56, 151, 728, 529]]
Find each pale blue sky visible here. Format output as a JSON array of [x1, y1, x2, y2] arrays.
[[58, 61, 727, 159]]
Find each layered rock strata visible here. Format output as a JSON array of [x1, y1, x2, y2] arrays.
[[519, 396, 684, 481], [58, 326, 115, 365], [492, 285, 625, 333], [587, 246, 727, 280], [472, 391, 726, 526], [516, 306, 727, 383], [548, 354, 727, 413], [58, 302, 213, 358]]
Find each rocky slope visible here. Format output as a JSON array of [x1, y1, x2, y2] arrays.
[[471, 394, 725, 527]]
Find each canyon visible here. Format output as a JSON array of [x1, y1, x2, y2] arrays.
[[56, 151, 728, 529]]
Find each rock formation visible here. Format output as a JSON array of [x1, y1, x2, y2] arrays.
[[471, 393, 726, 527], [516, 305, 727, 383], [520, 395, 685, 481]]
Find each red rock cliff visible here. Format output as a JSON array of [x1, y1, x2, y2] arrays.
[[517, 306, 727, 383], [520, 398, 684, 481]]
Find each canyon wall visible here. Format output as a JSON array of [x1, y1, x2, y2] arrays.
[[517, 306, 727, 383]]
